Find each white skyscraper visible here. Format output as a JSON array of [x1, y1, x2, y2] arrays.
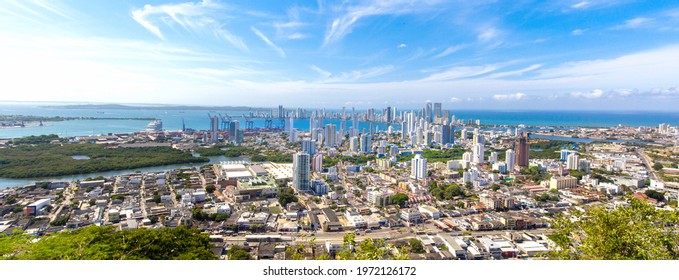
[[506, 149, 516, 172], [292, 152, 310, 192], [489, 151, 498, 164], [463, 151, 473, 162], [472, 143, 485, 164], [410, 154, 427, 181], [324, 124, 337, 147], [312, 153, 324, 172], [567, 153, 580, 170], [350, 136, 359, 153]]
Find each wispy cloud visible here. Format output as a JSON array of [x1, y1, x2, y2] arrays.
[[571, 29, 585, 35], [251, 26, 286, 58], [319, 65, 394, 83], [433, 44, 465, 59], [477, 27, 499, 42], [310, 65, 331, 78], [323, 0, 443, 47], [486, 64, 542, 79], [421, 65, 500, 81], [131, 0, 248, 51], [571, 1, 591, 9], [613, 17, 654, 29], [398, 43, 407, 48], [493, 92, 526, 101]]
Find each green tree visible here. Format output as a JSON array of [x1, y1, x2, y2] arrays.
[[653, 162, 664, 171], [645, 190, 666, 202], [491, 184, 501, 191], [409, 238, 424, 253], [228, 245, 252, 260], [390, 193, 408, 207], [546, 197, 679, 260], [205, 185, 216, 194]]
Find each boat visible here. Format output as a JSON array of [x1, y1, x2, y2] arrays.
[[145, 119, 163, 131]]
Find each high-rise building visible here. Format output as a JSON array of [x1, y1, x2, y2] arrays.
[[472, 143, 485, 164], [278, 105, 284, 118], [234, 129, 244, 145], [506, 149, 516, 172], [441, 124, 453, 145], [292, 152, 310, 192], [515, 132, 530, 168], [560, 150, 574, 162], [210, 115, 220, 142], [489, 151, 498, 164], [425, 102, 433, 122], [229, 120, 239, 141], [301, 140, 316, 156], [460, 128, 467, 140], [567, 153, 580, 170], [360, 134, 372, 154], [410, 154, 427, 181], [312, 153, 324, 172], [324, 124, 337, 147], [434, 102, 442, 120], [350, 136, 359, 153], [289, 128, 297, 142], [473, 130, 484, 146]]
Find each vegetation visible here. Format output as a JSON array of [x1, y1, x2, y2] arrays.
[[535, 193, 559, 202], [278, 186, 298, 207], [520, 166, 551, 182], [0, 226, 217, 260], [398, 147, 467, 163], [335, 233, 409, 260], [0, 143, 209, 178], [644, 190, 666, 202], [10, 134, 63, 145], [324, 154, 376, 167], [529, 140, 576, 160], [547, 197, 679, 260], [191, 207, 230, 222], [228, 245, 252, 260], [390, 193, 408, 207], [409, 238, 425, 254], [429, 181, 466, 201], [653, 162, 664, 171]]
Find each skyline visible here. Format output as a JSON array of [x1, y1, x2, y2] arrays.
[[1, 1, 679, 110]]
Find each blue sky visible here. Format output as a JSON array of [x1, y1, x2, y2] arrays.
[[1, 0, 679, 110]]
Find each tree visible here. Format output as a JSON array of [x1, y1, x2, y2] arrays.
[[205, 185, 216, 194], [653, 162, 664, 171], [391, 194, 408, 207], [546, 197, 679, 260], [409, 238, 424, 253], [228, 245, 252, 260], [645, 190, 666, 202], [491, 184, 501, 191]]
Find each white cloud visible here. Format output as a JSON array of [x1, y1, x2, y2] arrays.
[[449, 97, 461, 102], [398, 43, 407, 48], [287, 33, 307, 40], [571, 29, 585, 35], [477, 28, 498, 42], [310, 65, 331, 78], [614, 17, 654, 29], [421, 65, 500, 81], [571, 1, 591, 9], [130, 0, 248, 51], [433, 44, 465, 59], [320, 65, 394, 83], [251, 26, 286, 58], [570, 89, 603, 99], [486, 64, 542, 79], [323, 0, 443, 46], [493, 92, 526, 101]]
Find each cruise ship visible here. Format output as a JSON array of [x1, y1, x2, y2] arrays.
[[145, 119, 163, 131]]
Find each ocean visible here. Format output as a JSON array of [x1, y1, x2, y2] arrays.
[[1, 103, 677, 139]]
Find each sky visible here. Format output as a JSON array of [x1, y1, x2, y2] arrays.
[[1, 0, 679, 110]]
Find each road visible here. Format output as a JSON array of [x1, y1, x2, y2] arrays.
[[221, 227, 551, 244], [51, 182, 77, 223], [638, 148, 661, 182]]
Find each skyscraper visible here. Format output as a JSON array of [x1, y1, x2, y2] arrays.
[[515, 132, 530, 168], [441, 124, 453, 145], [410, 154, 427, 181], [489, 151, 498, 164], [472, 143, 484, 164], [210, 115, 219, 142], [360, 134, 372, 154], [324, 124, 337, 147], [301, 140, 316, 156], [312, 153, 324, 172], [567, 153, 580, 170], [292, 152, 310, 192], [434, 102, 442, 120], [506, 149, 515, 172], [425, 102, 433, 122], [350, 136, 359, 153]]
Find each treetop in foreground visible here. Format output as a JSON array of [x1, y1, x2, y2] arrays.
[[547, 197, 679, 260]]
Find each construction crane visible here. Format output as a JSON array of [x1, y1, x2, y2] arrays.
[[264, 118, 273, 129], [219, 113, 232, 131], [242, 114, 254, 130]]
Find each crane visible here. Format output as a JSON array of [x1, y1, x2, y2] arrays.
[[242, 114, 254, 130]]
